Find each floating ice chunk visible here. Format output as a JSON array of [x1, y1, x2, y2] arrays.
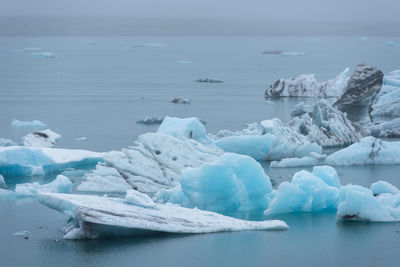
[[326, 137, 400, 166], [22, 129, 61, 148], [337, 185, 400, 222], [281, 51, 306, 56], [385, 41, 398, 47], [74, 137, 87, 141], [30, 52, 56, 58], [136, 116, 165, 125], [157, 117, 212, 145], [265, 68, 350, 97], [15, 175, 72, 197], [270, 156, 321, 168], [23, 47, 41, 51], [131, 43, 165, 48], [312, 165, 340, 188], [371, 118, 400, 138], [290, 102, 312, 117], [0, 138, 17, 147], [155, 153, 273, 212], [177, 60, 192, 64], [124, 189, 155, 208], [171, 96, 191, 104], [39, 193, 288, 239], [264, 169, 340, 215], [195, 78, 224, 83], [0, 146, 104, 177], [77, 164, 131, 194], [13, 230, 31, 236], [370, 181, 400, 196], [11, 119, 47, 128]]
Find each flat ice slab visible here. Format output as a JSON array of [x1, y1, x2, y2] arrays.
[[39, 193, 288, 239]]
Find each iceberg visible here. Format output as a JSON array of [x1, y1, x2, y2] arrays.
[[136, 116, 165, 125], [155, 153, 273, 213], [264, 167, 340, 215], [337, 184, 400, 222], [272, 137, 400, 167], [0, 146, 104, 177], [30, 52, 56, 58], [11, 119, 47, 128], [370, 181, 400, 196], [171, 96, 191, 104], [195, 78, 224, 83], [333, 64, 384, 127], [15, 175, 72, 197], [78, 133, 222, 195], [265, 67, 350, 97], [23, 47, 41, 51], [39, 193, 288, 239], [0, 138, 17, 147], [22, 129, 61, 148], [157, 117, 212, 145]]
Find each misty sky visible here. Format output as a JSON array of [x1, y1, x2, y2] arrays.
[[1, 0, 399, 23]]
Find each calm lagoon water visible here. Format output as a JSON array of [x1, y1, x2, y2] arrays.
[[1, 36, 400, 266]]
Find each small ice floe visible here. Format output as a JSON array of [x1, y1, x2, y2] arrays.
[[131, 43, 165, 48], [171, 96, 191, 104], [11, 119, 47, 129], [15, 175, 72, 197], [22, 129, 61, 148], [0, 138, 17, 147], [136, 117, 165, 125], [23, 47, 41, 51], [177, 60, 192, 64], [13, 231, 31, 236], [195, 78, 224, 83], [74, 137, 87, 142], [0, 146, 104, 177], [385, 41, 398, 47], [30, 52, 56, 58], [281, 51, 306, 56]]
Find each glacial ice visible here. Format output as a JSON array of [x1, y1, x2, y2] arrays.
[[11, 119, 47, 128], [15, 175, 72, 197], [0, 146, 104, 176], [136, 116, 165, 125], [78, 133, 222, 195], [39, 193, 288, 239], [171, 96, 191, 104], [157, 116, 212, 145], [370, 181, 400, 196], [30, 52, 56, 58], [124, 189, 156, 208], [281, 51, 306, 56], [22, 129, 62, 148], [264, 166, 340, 215], [0, 174, 6, 189], [155, 153, 273, 213], [337, 184, 400, 222], [272, 137, 400, 167], [265, 67, 350, 97]]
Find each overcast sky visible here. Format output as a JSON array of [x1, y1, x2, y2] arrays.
[[1, 0, 399, 22]]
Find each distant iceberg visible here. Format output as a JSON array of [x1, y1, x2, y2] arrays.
[[131, 43, 165, 48], [265, 67, 350, 97], [0, 146, 104, 177], [0, 138, 17, 147], [171, 96, 191, 104], [39, 193, 288, 239], [30, 52, 56, 58], [385, 41, 398, 47], [281, 51, 306, 56], [11, 119, 47, 128]]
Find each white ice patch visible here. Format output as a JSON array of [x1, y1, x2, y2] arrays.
[[11, 119, 47, 128], [15, 175, 72, 197], [22, 129, 62, 148]]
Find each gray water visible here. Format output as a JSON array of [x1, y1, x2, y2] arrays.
[[1, 36, 400, 266]]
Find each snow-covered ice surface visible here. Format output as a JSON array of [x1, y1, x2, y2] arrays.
[[11, 119, 47, 128], [79, 132, 222, 195], [271, 137, 400, 167], [0, 146, 104, 176], [264, 166, 340, 215], [0, 138, 17, 147], [39, 193, 288, 239], [155, 153, 273, 213], [22, 129, 62, 148], [337, 184, 400, 222], [15, 175, 72, 197], [265, 67, 350, 97]]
